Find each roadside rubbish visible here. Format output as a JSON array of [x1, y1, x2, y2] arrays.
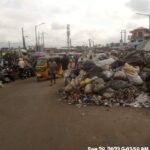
[[59, 50, 150, 108]]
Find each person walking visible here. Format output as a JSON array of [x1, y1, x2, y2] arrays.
[[48, 59, 57, 86]]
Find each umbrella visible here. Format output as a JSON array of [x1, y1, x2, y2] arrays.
[[32, 51, 46, 57], [21, 49, 27, 53]]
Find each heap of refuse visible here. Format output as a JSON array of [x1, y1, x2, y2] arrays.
[[59, 51, 150, 108]]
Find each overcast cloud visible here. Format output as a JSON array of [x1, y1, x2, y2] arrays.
[[0, 0, 149, 48]]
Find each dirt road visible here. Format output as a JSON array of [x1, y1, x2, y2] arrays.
[[0, 78, 150, 150]]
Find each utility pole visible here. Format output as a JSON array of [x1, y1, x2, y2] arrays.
[[120, 31, 123, 44], [67, 24, 70, 50], [121, 30, 126, 44], [35, 26, 38, 51], [8, 41, 10, 49], [124, 30, 126, 44], [42, 32, 45, 51], [70, 38, 72, 48], [35, 23, 45, 51], [22, 28, 26, 49], [93, 41, 95, 47], [136, 13, 150, 30], [38, 31, 40, 51], [88, 39, 92, 48]]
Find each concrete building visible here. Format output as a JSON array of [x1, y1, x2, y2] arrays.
[[130, 27, 150, 42]]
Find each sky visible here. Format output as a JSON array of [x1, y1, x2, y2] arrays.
[[0, 0, 150, 48]]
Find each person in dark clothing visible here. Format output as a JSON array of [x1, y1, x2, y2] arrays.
[[62, 55, 69, 70], [48, 59, 57, 86]]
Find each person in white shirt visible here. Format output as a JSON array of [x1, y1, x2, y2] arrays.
[[18, 58, 25, 79]]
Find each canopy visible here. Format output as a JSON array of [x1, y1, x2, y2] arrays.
[[32, 51, 46, 57]]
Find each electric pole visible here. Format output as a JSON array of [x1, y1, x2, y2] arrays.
[[121, 30, 126, 44], [67, 24, 70, 50], [136, 13, 150, 30], [42, 32, 45, 51], [22, 28, 26, 49], [70, 38, 72, 48], [8, 41, 10, 49], [35, 26, 38, 51], [35, 23, 45, 51], [88, 39, 92, 48]]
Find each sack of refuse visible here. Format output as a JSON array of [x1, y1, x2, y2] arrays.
[[102, 70, 114, 81], [111, 60, 125, 69], [64, 69, 71, 78], [82, 61, 102, 77], [103, 88, 115, 99], [114, 71, 127, 80], [122, 63, 139, 74], [74, 78, 80, 86], [107, 80, 131, 90], [78, 70, 87, 79], [139, 72, 150, 81], [80, 78, 93, 86], [96, 58, 115, 67], [65, 84, 73, 92], [100, 64, 110, 71], [94, 78, 105, 85], [92, 78, 105, 93], [70, 79, 77, 88], [126, 72, 144, 86], [93, 82, 105, 93], [84, 84, 93, 94]]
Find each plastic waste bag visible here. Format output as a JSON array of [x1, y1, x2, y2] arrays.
[[65, 84, 73, 92], [103, 88, 115, 99], [102, 71, 114, 81], [107, 80, 131, 90], [126, 72, 144, 85], [122, 63, 139, 73], [84, 84, 93, 94], [114, 71, 127, 80], [96, 58, 115, 67]]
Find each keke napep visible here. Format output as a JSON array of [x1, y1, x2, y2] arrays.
[[35, 56, 63, 81]]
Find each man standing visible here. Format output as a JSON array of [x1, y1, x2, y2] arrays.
[[49, 59, 57, 86], [18, 58, 25, 79], [62, 55, 69, 71]]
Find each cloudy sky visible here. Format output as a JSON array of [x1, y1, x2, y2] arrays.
[[0, 0, 150, 48]]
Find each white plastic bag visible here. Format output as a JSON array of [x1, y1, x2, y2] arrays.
[[96, 58, 115, 67], [114, 71, 127, 80], [84, 84, 93, 94], [126, 72, 143, 85]]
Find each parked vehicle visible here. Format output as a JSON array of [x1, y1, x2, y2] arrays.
[[35, 56, 63, 81]]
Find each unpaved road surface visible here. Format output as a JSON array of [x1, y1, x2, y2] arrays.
[[0, 78, 150, 150]]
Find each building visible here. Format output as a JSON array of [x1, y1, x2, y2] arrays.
[[130, 27, 150, 43]]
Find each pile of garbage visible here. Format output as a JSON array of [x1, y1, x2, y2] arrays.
[[59, 51, 150, 108]]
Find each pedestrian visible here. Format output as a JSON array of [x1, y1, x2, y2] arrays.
[[18, 58, 25, 79], [62, 55, 69, 71], [48, 59, 57, 86]]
